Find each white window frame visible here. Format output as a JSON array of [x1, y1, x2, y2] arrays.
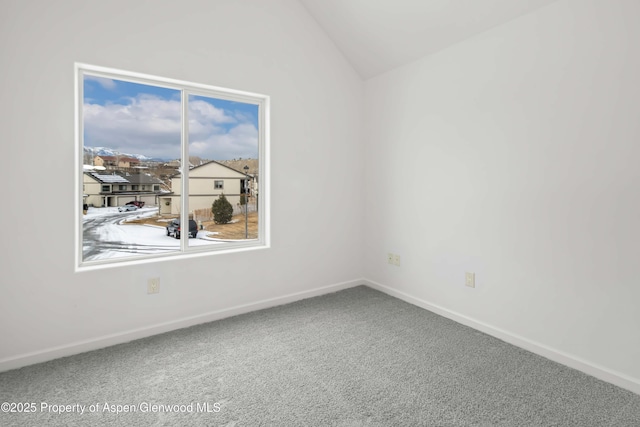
[[214, 180, 224, 190], [75, 63, 270, 271]]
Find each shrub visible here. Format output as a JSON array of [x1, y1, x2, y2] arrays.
[[212, 193, 233, 224]]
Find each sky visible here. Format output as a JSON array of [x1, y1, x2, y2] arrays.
[[83, 75, 259, 161]]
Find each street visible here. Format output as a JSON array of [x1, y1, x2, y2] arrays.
[[82, 207, 218, 262]]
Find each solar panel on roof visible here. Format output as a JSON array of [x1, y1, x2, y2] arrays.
[[92, 173, 129, 183]]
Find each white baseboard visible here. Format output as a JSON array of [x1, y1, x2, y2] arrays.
[[364, 278, 640, 396], [0, 278, 365, 373]]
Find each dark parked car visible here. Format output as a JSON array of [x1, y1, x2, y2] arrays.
[[166, 219, 198, 239], [126, 200, 145, 208], [118, 205, 138, 212]]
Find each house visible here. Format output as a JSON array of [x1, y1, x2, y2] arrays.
[[3, 0, 640, 399], [93, 155, 141, 170], [83, 171, 166, 207], [163, 160, 252, 216]]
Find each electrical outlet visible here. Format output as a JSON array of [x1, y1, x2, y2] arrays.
[[148, 277, 160, 294], [465, 272, 475, 288], [393, 254, 401, 266], [388, 253, 394, 264]]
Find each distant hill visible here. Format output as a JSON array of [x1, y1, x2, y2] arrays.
[[217, 158, 259, 176], [84, 146, 162, 162], [83, 147, 259, 177]]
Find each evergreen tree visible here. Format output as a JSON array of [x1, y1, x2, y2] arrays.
[[212, 193, 234, 224]]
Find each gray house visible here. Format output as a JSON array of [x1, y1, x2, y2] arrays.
[[83, 171, 167, 207]]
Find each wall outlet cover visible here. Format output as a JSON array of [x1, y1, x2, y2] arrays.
[[465, 272, 475, 288], [148, 277, 160, 294]]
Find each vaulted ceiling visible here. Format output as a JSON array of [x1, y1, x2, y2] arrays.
[[299, 0, 560, 80]]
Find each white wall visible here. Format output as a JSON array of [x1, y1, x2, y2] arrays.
[[364, 0, 640, 392], [0, 0, 364, 366]]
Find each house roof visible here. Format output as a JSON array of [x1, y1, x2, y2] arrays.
[[87, 172, 129, 184], [86, 172, 163, 185], [118, 172, 164, 185], [171, 160, 250, 178]]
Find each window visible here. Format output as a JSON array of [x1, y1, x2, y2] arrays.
[[76, 63, 269, 270]]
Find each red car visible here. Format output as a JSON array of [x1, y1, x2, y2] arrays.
[[125, 200, 145, 208]]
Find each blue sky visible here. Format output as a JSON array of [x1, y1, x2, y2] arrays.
[[83, 75, 259, 161]]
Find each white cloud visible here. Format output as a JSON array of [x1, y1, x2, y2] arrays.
[[189, 99, 236, 124], [84, 95, 258, 160], [189, 123, 258, 160], [84, 95, 182, 159], [84, 75, 117, 90]]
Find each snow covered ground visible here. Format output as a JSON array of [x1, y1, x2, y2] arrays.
[[82, 206, 221, 261]]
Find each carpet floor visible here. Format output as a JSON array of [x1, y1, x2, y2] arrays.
[[1, 285, 639, 426]]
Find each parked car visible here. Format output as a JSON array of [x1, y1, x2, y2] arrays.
[[118, 205, 138, 212], [126, 200, 145, 208], [166, 219, 198, 239]]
